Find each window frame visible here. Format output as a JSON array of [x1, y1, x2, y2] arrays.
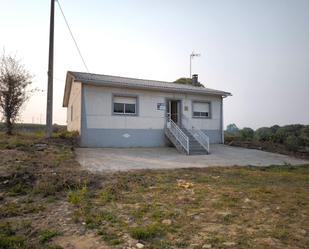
[[191, 100, 211, 119], [112, 94, 138, 116]]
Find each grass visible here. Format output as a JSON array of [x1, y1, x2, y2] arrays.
[[0, 132, 308, 248], [39, 230, 60, 244], [129, 223, 165, 240]]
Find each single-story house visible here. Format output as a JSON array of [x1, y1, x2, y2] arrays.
[[63, 72, 231, 155]]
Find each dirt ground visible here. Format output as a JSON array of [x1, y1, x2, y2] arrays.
[[0, 133, 308, 249]]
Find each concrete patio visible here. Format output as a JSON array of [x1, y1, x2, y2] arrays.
[[75, 145, 309, 172]]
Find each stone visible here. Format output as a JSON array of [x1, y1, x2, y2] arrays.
[[136, 243, 144, 248], [162, 219, 172, 225], [222, 242, 236, 246], [34, 143, 48, 151], [244, 198, 250, 203], [202, 244, 212, 249]]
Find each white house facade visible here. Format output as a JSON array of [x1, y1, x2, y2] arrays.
[[63, 72, 231, 154]]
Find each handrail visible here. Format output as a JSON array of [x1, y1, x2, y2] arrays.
[[181, 115, 210, 153], [166, 117, 189, 154]]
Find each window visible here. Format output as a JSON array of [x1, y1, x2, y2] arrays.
[[113, 96, 137, 115], [192, 101, 210, 118]]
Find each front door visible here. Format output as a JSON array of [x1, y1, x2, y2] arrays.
[[167, 100, 180, 124]]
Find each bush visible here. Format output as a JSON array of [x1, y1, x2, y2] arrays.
[[255, 127, 273, 141], [240, 128, 254, 140], [284, 135, 304, 152]]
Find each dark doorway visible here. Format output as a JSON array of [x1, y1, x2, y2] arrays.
[[167, 100, 180, 124]]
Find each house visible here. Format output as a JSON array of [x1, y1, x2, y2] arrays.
[[63, 72, 231, 155]]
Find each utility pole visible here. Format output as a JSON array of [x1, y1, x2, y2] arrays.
[[46, 0, 55, 137], [190, 52, 201, 78]]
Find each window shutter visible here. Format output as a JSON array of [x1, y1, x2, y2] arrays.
[[114, 96, 136, 104], [193, 102, 209, 112]]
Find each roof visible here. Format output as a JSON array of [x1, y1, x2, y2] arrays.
[[63, 71, 232, 107]]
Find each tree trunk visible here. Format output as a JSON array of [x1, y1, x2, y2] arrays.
[[6, 116, 13, 135]]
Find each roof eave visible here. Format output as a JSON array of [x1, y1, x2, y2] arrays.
[[79, 79, 231, 97], [62, 72, 75, 107]]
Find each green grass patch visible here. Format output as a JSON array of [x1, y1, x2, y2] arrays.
[[129, 223, 165, 241], [39, 230, 60, 244]]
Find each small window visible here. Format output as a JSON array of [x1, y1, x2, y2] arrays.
[[113, 96, 137, 115], [193, 102, 210, 118]]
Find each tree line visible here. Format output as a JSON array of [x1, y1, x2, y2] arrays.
[[225, 123, 309, 152]]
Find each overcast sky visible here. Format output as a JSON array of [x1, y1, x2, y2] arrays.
[[0, 0, 308, 129]]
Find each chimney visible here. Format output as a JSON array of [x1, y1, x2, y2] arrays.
[[192, 74, 198, 86]]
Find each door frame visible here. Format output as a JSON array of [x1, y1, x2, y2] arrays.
[[165, 98, 182, 126]]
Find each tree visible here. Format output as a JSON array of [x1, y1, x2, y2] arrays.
[[0, 53, 32, 135], [226, 123, 239, 134], [174, 78, 204, 87]]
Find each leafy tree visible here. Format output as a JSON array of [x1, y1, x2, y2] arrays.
[[0, 52, 32, 135], [226, 123, 239, 134], [174, 78, 204, 87]]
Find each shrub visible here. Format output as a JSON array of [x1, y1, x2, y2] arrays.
[[255, 127, 273, 141], [284, 135, 304, 152], [239, 127, 254, 140]]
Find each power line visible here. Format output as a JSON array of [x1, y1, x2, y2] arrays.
[[56, 0, 89, 72]]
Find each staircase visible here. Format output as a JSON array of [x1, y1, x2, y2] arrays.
[[165, 116, 209, 155], [181, 127, 209, 155]]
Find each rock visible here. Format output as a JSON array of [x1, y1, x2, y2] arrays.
[[202, 244, 212, 248], [162, 219, 172, 225], [244, 198, 250, 203], [34, 143, 48, 151], [136, 243, 144, 248], [223, 242, 236, 247]]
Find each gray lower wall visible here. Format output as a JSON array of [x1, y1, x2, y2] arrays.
[[202, 130, 223, 144], [80, 129, 167, 147], [80, 128, 222, 147]]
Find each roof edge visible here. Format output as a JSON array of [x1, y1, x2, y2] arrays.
[[62, 71, 75, 107]]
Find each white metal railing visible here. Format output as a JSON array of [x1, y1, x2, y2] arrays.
[[166, 117, 190, 154], [181, 115, 210, 153]]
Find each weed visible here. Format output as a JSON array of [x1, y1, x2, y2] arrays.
[[98, 228, 123, 245], [0, 222, 27, 249], [68, 185, 88, 206], [39, 230, 60, 244], [100, 185, 122, 203], [129, 223, 165, 240], [8, 183, 29, 196], [0, 201, 45, 218]]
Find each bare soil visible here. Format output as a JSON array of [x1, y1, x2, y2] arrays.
[[0, 132, 308, 249]]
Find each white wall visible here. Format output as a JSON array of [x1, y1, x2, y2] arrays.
[[67, 81, 82, 132], [83, 85, 222, 131]]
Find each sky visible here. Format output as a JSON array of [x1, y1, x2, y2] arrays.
[[0, 0, 308, 129]]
